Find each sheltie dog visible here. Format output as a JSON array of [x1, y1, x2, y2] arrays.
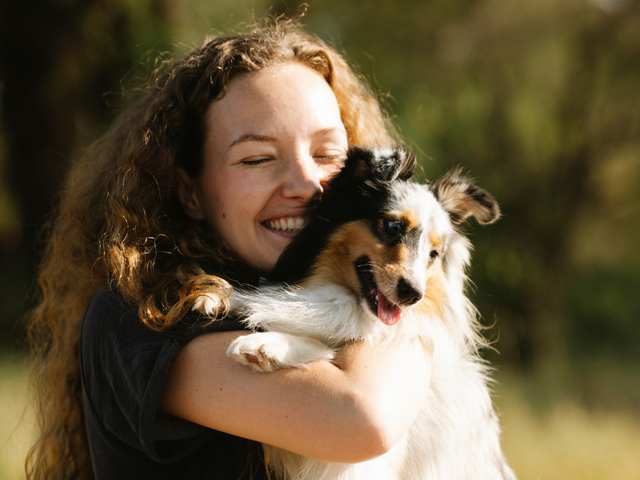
[[195, 146, 516, 480]]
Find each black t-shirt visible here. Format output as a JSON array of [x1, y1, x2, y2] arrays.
[[80, 285, 268, 479]]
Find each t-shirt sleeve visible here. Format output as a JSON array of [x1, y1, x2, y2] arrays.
[[80, 285, 247, 463]]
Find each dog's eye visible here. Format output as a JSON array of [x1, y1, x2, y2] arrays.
[[429, 250, 439, 261], [383, 219, 403, 236]]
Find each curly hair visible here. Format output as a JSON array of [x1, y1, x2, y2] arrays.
[[25, 18, 397, 479]]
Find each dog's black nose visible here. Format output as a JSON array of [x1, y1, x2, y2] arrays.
[[397, 278, 422, 306]]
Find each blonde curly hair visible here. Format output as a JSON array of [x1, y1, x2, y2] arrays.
[[26, 18, 396, 479]]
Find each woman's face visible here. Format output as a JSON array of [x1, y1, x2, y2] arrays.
[[179, 63, 348, 272]]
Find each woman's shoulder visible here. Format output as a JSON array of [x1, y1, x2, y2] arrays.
[[84, 283, 136, 323], [82, 283, 249, 349], [82, 284, 164, 346]]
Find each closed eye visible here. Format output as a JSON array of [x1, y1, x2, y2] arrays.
[[240, 157, 272, 166], [314, 154, 347, 164]]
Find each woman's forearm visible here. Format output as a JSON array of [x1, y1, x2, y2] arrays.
[[330, 338, 432, 454], [159, 331, 431, 463]]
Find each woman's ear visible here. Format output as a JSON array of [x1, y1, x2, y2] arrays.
[[176, 168, 205, 220]]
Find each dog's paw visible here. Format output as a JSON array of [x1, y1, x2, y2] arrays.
[[227, 332, 287, 373], [192, 292, 224, 316], [227, 332, 335, 373]]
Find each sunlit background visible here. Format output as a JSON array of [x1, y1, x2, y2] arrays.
[[1, 0, 639, 478]]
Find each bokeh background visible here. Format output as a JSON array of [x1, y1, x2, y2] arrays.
[[1, 0, 639, 478]]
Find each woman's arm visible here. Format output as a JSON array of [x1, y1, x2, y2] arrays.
[[158, 331, 431, 463]]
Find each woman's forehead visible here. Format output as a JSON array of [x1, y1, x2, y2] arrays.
[[203, 63, 346, 149]]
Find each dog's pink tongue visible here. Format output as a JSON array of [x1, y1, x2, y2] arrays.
[[377, 291, 402, 326]]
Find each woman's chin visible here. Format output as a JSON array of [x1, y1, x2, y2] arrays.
[[245, 229, 299, 272]]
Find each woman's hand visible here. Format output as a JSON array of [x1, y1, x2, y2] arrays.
[[159, 331, 431, 463]]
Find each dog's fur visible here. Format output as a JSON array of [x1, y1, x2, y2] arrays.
[[195, 146, 516, 480]]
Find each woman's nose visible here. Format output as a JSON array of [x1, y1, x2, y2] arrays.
[[281, 155, 323, 201]]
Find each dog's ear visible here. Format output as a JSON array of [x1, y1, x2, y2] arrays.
[[345, 145, 416, 182], [431, 168, 500, 225]]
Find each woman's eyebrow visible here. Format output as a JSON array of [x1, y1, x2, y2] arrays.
[[229, 133, 278, 148], [228, 127, 346, 149], [313, 127, 346, 138]]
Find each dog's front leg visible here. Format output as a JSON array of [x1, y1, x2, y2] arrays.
[[227, 332, 336, 373], [191, 291, 226, 316], [191, 287, 252, 317]]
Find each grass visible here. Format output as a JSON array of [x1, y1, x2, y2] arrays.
[[0, 353, 34, 480], [1, 355, 640, 480], [494, 369, 640, 480]]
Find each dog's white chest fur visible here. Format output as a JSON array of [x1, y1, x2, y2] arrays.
[[220, 284, 514, 480]]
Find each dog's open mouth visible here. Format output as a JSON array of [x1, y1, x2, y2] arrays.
[[354, 256, 402, 326]]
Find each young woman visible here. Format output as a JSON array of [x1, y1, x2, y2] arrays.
[[26, 19, 431, 479]]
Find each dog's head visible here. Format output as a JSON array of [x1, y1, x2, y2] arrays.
[[271, 146, 499, 326], [269, 146, 415, 283]]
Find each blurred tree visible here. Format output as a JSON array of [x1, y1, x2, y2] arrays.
[[0, 0, 170, 344]]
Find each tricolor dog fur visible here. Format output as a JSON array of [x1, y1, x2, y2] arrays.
[[195, 146, 516, 480]]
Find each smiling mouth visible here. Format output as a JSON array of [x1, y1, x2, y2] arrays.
[[354, 256, 402, 326], [264, 217, 307, 232]]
